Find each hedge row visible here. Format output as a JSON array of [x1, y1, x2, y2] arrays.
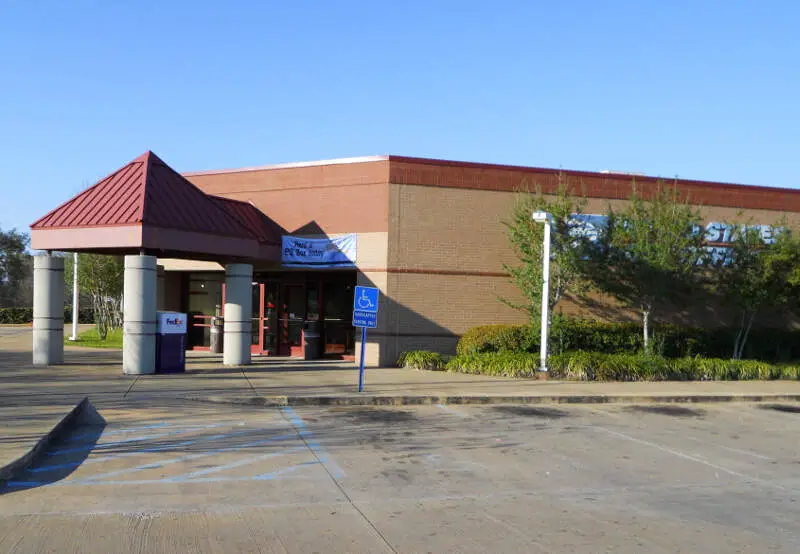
[[398, 350, 800, 381], [456, 320, 800, 362], [0, 307, 94, 325]]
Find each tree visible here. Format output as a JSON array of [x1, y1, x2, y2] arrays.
[[0, 227, 32, 308], [65, 254, 124, 339], [590, 183, 705, 353], [503, 177, 592, 321], [713, 223, 800, 359]]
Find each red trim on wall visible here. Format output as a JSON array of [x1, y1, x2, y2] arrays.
[[387, 156, 800, 213]]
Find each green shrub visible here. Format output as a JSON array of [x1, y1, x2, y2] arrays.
[[456, 324, 537, 356], [445, 352, 541, 378], [447, 350, 800, 382], [0, 306, 94, 325], [780, 365, 800, 380], [0, 307, 33, 324], [457, 318, 800, 362], [397, 351, 447, 371]]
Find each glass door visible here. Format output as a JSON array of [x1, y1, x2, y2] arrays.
[[322, 281, 355, 356], [262, 282, 278, 355], [279, 284, 306, 356], [250, 283, 263, 354]]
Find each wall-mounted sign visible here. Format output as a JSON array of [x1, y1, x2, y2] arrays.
[[567, 214, 779, 246], [281, 234, 357, 268]]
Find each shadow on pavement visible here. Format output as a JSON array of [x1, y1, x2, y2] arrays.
[[760, 404, 800, 414], [491, 406, 571, 419], [623, 405, 706, 418], [0, 404, 106, 495]]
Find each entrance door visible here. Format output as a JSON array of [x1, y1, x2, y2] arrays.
[[250, 282, 263, 354], [279, 284, 306, 357], [242, 281, 279, 355]]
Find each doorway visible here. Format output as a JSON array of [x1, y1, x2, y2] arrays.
[[249, 281, 279, 355], [279, 284, 306, 357], [221, 271, 356, 358]]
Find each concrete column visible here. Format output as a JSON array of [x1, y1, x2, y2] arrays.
[[32, 254, 65, 366], [223, 263, 252, 366], [123, 255, 157, 375]]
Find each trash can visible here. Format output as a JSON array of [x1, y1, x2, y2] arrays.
[[303, 321, 321, 361], [156, 311, 187, 373], [210, 316, 223, 354]]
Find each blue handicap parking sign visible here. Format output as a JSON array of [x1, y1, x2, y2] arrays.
[[352, 310, 377, 328], [353, 286, 379, 314]]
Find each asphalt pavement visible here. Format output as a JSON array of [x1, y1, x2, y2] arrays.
[[1, 400, 799, 552]]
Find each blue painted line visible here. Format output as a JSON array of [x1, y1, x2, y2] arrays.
[[28, 462, 82, 473], [436, 404, 468, 418], [163, 446, 307, 482], [48, 422, 233, 455], [282, 407, 345, 479], [45, 473, 313, 486], [66, 423, 171, 442], [254, 460, 319, 480], [4, 481, 42, 488], [31, 426, 291, 474], [77, 433, 300, 483]]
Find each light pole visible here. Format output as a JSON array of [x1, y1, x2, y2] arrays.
[[70, 252, 79, 341], [532, 211, 551, 372]]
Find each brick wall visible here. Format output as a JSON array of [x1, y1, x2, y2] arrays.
[[186, 162, 390, 234]]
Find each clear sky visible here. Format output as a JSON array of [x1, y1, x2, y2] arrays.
[[1, 1, 798, 233]]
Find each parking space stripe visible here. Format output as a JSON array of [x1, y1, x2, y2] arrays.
[[76, 433, 300, 483], [164, 446, 307, 482], [282, 407, 345, 479], [66, 423, 171, 442], [591, 425, 788, 491], [48, 422, 235, 455], [31, 423, 289, 474]]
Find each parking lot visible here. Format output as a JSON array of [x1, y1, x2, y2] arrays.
[[1, 401, 799, 552]]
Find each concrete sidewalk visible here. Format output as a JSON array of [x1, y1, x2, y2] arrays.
[[2, 336, 800, 404]]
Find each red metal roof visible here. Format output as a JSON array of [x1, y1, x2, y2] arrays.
[[32, 151, 257, 239], [208, 195, 283, 245]]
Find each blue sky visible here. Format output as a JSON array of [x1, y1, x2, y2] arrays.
[[1, 1, 798, 232]]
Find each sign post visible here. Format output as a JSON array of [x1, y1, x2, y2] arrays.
[[352, 285, 379, 392]]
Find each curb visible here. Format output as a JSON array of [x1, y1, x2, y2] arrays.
[[182, 393, 800, 408], [0, 397, 89, 483]]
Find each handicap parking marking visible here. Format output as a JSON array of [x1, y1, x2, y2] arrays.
[[73, 432, 300, 484], [48, 422, 239, 456], [282, 407, 345, 479], [65, 422, 171, 442], [30, 427, 261, 474], [163, 446, 308, 483], [8, 409, 343, 490]]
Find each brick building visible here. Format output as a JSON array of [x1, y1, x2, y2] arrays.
[[154, 155, 800, 366], [30, 151, 800, 369]]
